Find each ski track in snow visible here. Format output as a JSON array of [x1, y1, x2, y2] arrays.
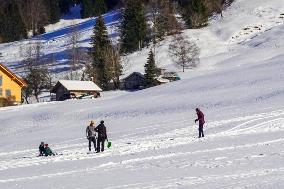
[[0, 109, 284, 188], [0, 0, 284, 188]]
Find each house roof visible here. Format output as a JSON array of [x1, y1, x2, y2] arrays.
[[50, 80, 102, 93], [123, 72, 145, 81], [163, 72, 179, 77], [0, 64, 27, 87], [156, 77, 170, 83]]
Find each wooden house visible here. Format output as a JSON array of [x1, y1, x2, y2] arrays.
[[162, 72, 181, 82], [0, 64, 27, 106], [50, 80, 102, 101], [120, 72, 146, 90]]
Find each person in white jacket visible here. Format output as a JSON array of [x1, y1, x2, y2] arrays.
[[86, 120, 97, 152]]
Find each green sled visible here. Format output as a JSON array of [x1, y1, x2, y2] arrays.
[[107, 141, 112, 148]]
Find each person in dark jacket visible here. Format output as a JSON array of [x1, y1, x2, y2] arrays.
[[43, 144, 55, 156], [86, 120, 97, 152], [195, 108, 205, 138], [95, 120, 108, 153], [39, 142, 45, 156]]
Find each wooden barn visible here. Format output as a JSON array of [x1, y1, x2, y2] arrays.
[[120, 72, 146, 90], [50, 80, 102, 101]]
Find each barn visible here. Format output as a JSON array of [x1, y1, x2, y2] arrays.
[[50, 80, 102, 101]]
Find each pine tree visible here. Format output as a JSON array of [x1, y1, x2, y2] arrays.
[[178, 0, 208, 28], [90, 15, 111, 90], [105, 0, 120, 10], [59, 0, 72, 14], [93, 0, 107, 16], [81, 0, 94, 18], [120, 0, 147, 53], [156, 0, 179, 40], [0, 0, 27, 43], [46, 0, 61, 24], [144, 49, 157, 87]]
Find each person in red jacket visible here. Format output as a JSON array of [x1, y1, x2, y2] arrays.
[[195, 108, 205, 138]]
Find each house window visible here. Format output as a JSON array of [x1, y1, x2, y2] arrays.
[[5, 89, 11, 97], [0, 88, 2, 96], [0, 75, 2, 86]]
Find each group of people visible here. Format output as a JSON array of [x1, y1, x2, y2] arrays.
[[86, 120, 108, 153], [39, 142, 55, 156], [38, 109, 204, 157], [38, 120, 108, 156]]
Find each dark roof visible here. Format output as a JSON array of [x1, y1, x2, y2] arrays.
[[124, 72, 145, 80]]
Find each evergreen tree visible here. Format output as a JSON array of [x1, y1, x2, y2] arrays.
[[155, 0, 179, 40], [144, 49, 157, 87], [93, 0, 107, 16], [105, 0, 120, 10], [178, 0, 208, 28], [90, 15, 111, 90], [0, 0, 27, 43], [59, 0, 72, 14], [45, 0, 61, 24], [120, 0, 147, 53], [81, 0, 94, 18]]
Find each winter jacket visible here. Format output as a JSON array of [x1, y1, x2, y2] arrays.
[[196, 110, 205, 124], [43, 147, 54, 156], [86, 125, 96, 138], [95, 123, 107, 139], [39, 145, 45, 155]]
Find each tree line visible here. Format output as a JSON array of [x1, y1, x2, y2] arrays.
[[18, 0, 234, 102], [0, 0, 120, 43]]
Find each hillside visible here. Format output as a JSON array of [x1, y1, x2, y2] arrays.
[[0, 0, 284, 188]]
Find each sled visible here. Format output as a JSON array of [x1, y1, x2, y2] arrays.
[[107, 141, 112, 148]]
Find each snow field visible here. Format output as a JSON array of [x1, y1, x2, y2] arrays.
[[0, 0, 284, 188]]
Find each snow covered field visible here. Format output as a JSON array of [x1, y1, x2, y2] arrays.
[[0, 0, 284, 188]]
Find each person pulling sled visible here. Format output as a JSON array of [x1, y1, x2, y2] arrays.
[[95, 120, 108, 153]]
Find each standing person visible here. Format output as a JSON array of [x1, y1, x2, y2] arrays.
[[195, 108, 205, 138], [39, 142, 45, 156], [86, 120, 97, 152], [95, 120, 108, 153], [43, 144, 55, 156]]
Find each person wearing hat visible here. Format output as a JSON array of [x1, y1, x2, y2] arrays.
[[86, 120, 97, 152], [39, 142, 45, 156], [195, 108, 205, 138], [95, 120, 108, 153], [43, 144, 55, 156]]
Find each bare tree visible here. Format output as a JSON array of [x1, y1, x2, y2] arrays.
[[21, 39, 50, 102], [66, 24, 82, 80], [80, 51, 96, 81], [104, 47, 123, 89], [168, 34, 200, 72], [148, 0, 180, 46], [25, 0, 45, 36]]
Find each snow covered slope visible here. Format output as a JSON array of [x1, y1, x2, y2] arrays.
[[0, 0, 284, 188], [0, 10, 121, 74]]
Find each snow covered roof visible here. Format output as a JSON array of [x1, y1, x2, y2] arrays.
[[51, 80, 102, 93], [156, 77, 170, 83]]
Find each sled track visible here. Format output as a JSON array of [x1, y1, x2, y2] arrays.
[[0, 109, 284, 188]]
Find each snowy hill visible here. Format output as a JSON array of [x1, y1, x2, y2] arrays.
[[0, 0, 284, 188], [0, 9, 121, 74]]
